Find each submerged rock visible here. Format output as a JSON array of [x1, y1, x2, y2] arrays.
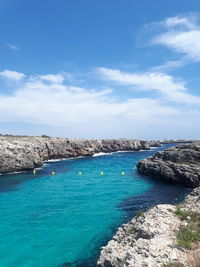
[[0, 136, 155, 174], [137, 142, 200, 187]]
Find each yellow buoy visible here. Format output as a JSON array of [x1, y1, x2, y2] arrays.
[[33, 170, 36, 174], [100, 171, 104, 175], [122, 172, 125, 176], [78, 171, 82, 175], [51, 171, 55, 176]]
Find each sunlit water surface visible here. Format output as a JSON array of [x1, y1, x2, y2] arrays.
[[0, 144, 189, 266]]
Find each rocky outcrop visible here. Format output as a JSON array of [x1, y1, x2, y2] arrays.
[[98, 143, 200, 266], [160, 140, 194, 144], [0, 136, 159, 174], [180, 186, 200, 214], [137, 142, 200, 187], [97, 187, 200, 267]]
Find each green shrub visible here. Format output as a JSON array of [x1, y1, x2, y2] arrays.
[[175, 207, 200, 249], [175, 207, 199, 221], [41, 134, 50, 138], [135, 210, 144, 219], [127, 226, 136, 235], [177, 225, 200, 249]]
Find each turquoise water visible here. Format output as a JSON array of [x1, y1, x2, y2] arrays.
[[0, 145, 189, 267]]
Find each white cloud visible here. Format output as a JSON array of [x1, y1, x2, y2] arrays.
[[0, 70, 199, 138], [6, 43, 19, 51], [153, 30, 200, 61], [39, 74, 64, 83], [151, 59, 188, 72], [0, 71, 180, 126], [165, 15, 197, 30], [1, 14, 200, 138], [151, 14, 200, 62], [98, 67, 200, 104], [0, 70, 25, 81]]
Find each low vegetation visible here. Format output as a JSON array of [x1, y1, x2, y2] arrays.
[[175, 207, 200, 249], [127, 226, 137, 235], [175, 207, 199, 221], [41, 134, 51, 138], [135, 210, 145, 219]]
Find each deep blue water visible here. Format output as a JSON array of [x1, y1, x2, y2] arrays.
[[0, 144, 190, 267]]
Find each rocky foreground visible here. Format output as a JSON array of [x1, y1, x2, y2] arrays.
[[0, 136, 160, 174], [137, 142, 200, 188], [98, 142, 200, 267], [98, 187, 200, 267]]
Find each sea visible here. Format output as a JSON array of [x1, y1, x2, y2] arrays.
[[0, 144, 190, 267]]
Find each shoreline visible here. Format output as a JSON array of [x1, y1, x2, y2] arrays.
[[98, 187, 200, 267], [0, 136, 161, 175], [98, 141, 200, 266], [0, 137, 199, 266], [0, 146, 162, 176], [0, 135, 192, 175]]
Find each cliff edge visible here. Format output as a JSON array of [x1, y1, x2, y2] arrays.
[[98, 187, 200, 267], [98, 142, 200, 267], [0, 136, 159, 174], [137, 142, 200, 188]]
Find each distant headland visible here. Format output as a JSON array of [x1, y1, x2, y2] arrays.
[[0, 134, 193, 175]]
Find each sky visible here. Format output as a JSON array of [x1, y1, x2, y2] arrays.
[[0, 0, 200, 139]]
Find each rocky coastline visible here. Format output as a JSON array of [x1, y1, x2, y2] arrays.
[[0, 136, 160, 174], [1, 136, 199, 266], [98, 142, 200, 267], [137, 142, 200, 188], [98, 187, 200, 267]]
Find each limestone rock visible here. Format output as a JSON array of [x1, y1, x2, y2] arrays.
[[98, 187, 200, 267], [0, 136, 154, 174], [137, 142, 200, 187]]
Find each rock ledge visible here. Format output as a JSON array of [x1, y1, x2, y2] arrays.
[[0, 136, 159, 174], [98, 187, 200, 267], [137, 142, 200, 187]]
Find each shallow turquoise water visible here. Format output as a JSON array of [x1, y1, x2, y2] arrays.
[[0, 145, 188, 267]]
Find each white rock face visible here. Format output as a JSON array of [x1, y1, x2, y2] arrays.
[[137, 142, 200, 187], [181, 187, 200, 214], [97, 187, 200, 267], [0, 136, 157, 174], [98, 205, 188, 266]]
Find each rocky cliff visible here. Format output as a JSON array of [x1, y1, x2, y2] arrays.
[[137, 142, 200, 188], [0, 136, 160, 174], [98, 187, 200, 267], [98, 142, 200, 266]]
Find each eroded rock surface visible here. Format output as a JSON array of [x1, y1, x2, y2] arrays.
[[137, 142, 200, 187], [0, 136, 159, 174], [97, 187, 200, 267]]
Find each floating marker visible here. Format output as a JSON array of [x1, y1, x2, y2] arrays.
[[100, 171, 104, 175], [78, 171, 82, 175], [33, 170, 36, 174], [122, 172, 125, 176], [51, 171, 55, 176]]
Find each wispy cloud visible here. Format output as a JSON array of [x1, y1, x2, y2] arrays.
[[0, 68, 199, 138], [1, 14, 200, 138], [150, 59, 188, 72], [0, 70, 182, 126], [6, 43, 19, 51], [0, 70, 25, 81], [97, 67, 200, 104], [151, 13, 200, 62], [164, 14, 198, 30], [39, 74, 64, 83]]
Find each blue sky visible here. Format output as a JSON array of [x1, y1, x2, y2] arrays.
[[0, 0, 200, 139]]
